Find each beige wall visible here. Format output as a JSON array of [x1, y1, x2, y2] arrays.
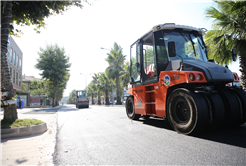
[[7, 36, 23, 93]]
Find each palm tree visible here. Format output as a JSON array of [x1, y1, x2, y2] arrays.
[[86, 83, 94, 104], [205, 26, 233, 65], [120, 61, 130, 90], [92, 73, 102, 105], [205, 0, 246, 88], [99, 72, 112, 105], [106, 42, 126, 105], [1, 2, 18, 120]]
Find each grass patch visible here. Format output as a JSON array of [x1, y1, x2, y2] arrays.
[[1, 119, 44, 129]]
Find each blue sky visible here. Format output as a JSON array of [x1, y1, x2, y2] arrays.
[[12, 0, 240, 96]]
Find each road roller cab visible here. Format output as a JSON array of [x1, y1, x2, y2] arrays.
[[126, 23, 246, 134]]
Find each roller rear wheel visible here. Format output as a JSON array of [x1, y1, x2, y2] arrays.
[[126, 97, 140, 120], [217, 88, 240, 126], [204, 93, 225, 128], [231, 90, 246, 125], [167, 89, 209, 134]]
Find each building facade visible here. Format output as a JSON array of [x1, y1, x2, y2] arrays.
[[21, 75, 49, 107], [7, 36, 23, 95]]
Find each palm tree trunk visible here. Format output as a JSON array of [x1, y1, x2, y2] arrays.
[[55, 97, 57, 106], [105, 88, 109, 105], [1, 1, 18, 120], [92, 93, 94, 104], [116, 77, 121, 105], [239, 55, 246, 89], [52, 84, 55, 107], [98, 92, 101, 105]]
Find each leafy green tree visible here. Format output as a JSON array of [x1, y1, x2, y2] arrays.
[[45, 71, 69, 106], [29, 79, 47, 99], [16, 82, 27, 95], [67, 89, 76, 104], [106, 42, 126, 105], [205, 0, 246, 88], [35, 44, 71, 107], [1, 1, 84, 120]]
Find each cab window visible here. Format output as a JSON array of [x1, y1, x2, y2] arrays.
[[130, 42, 141, 83], [143, 33, 156, 80]]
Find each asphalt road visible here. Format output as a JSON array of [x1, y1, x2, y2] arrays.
[[54, 104, 246, 165]]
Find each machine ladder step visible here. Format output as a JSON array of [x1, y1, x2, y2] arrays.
[[145, 85, 156, 114]]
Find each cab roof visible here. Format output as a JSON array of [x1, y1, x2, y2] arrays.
[[140, 23, 206, 40]]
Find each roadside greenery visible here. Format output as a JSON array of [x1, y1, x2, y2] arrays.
[[67, 89, 76, 104], [35, 44, 70, 107], [1, 1, 86, 120], [29, 79, 47, 99], [205, 0, 246, 88], [106, 43, 126, 105], [1, 119, 44, 129], [68, 42, 129, 105]]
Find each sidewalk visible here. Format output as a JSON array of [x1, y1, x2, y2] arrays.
[[1, 106, 60, 165]]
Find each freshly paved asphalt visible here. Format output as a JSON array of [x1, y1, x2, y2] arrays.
[[54, 105, 246, 165]]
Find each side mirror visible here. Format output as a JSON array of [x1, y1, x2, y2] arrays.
[[232, 49, 237, 61], [168, 41, 176, 57]]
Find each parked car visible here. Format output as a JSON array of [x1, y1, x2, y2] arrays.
[[109, 99, 113, 105], [122, 96, 127, 105]]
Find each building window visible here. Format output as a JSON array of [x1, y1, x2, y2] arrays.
[[16, 55, 19, 68], [10, 67, 12, 80], [19, 74, 21, 86], [16, 72, 18, 84], [13, 70, 15, 83], [13, 52, 16, 65], [19, 59, 22, 70], [10, 48, 13, 62]]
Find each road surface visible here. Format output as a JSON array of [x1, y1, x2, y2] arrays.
[[54, 104, 246, 165]]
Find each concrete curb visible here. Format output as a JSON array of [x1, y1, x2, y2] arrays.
[[1, 122, 47, 139]]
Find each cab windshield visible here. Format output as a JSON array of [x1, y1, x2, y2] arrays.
[[77, 91, 86, 97], [163, 30, 208, 61]]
